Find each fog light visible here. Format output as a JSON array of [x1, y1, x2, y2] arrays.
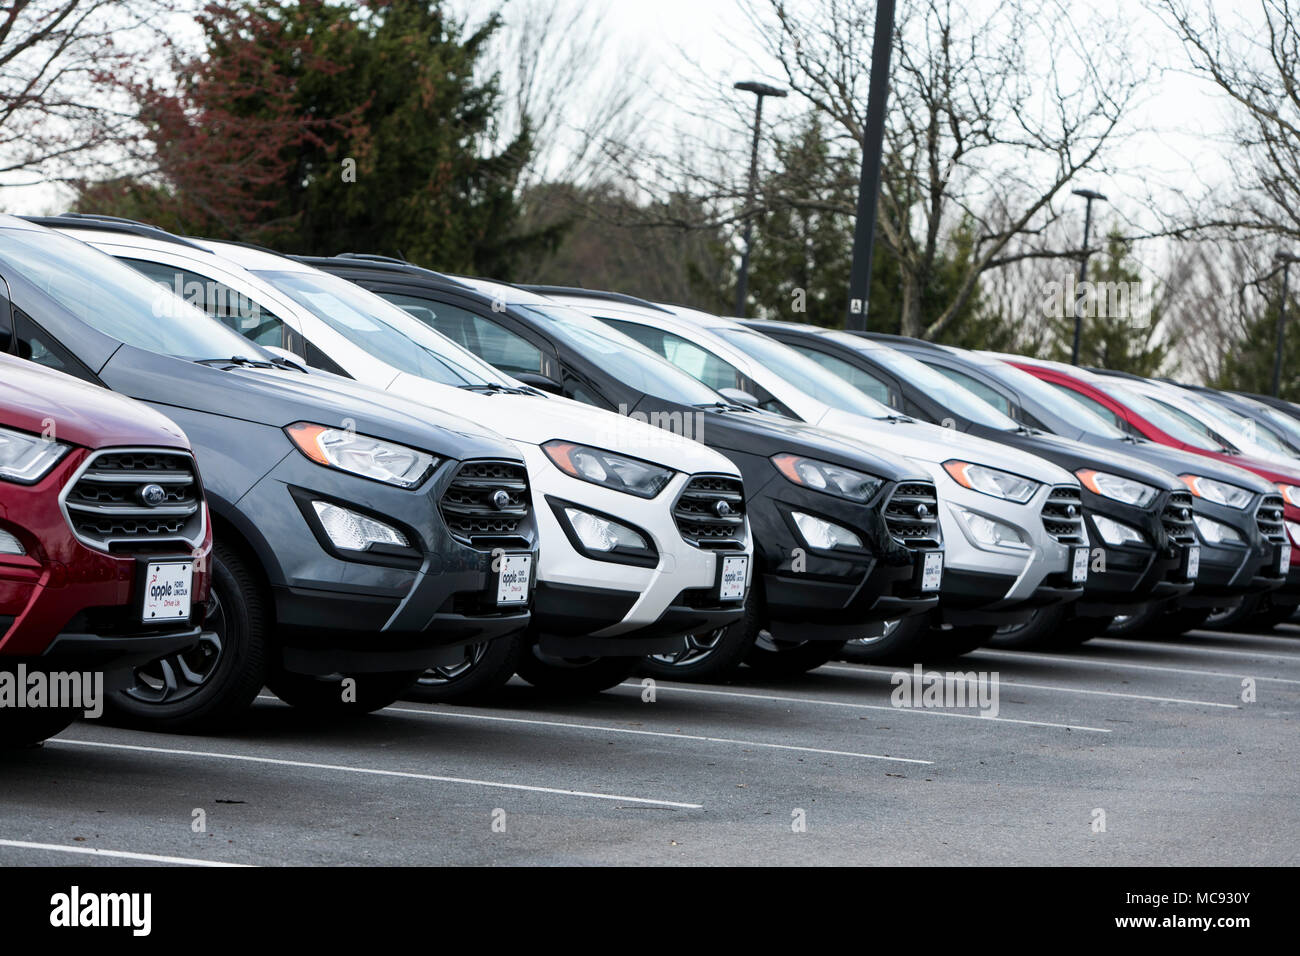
[[956, 508, 1026, 550], [791, 511, 863, 550], [0, 528, 24, 555], [1093, 514, 1144, 547], [1193, 515, 1244, 546], [312, 501, 407, 551], [1287, 520, 1300, 545], [564, 507, 648, 552]]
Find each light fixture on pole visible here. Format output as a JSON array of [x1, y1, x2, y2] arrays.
[[1273, 251, 1299, 397], [733, 80, 786, 318]]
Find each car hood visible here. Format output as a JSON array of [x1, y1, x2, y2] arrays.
[[100, 346, 520, 462], [0, 353, 189, 450], [817, 407, 1075, 485], [388, 372, 740, 476], [1094, 437, 1276, 495], [1011, 429, 1182, 490]]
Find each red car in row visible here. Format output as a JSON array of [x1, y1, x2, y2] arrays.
[[1008, 356, 1299, 627], [1, 352, 211, 746]]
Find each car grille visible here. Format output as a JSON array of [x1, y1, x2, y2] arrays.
[[1256, 494, 1287, 544], [1161, 490, 1196, 545], [439, 459, 531, 543], [1042, 485, 1087, 545], [884, 481, 941, 548], [674, 474, 745, 549], [61, 448, 204, 553]]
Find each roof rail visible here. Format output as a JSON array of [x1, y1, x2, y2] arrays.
[[852, 330, 946, 350], [517, 285, 673, 314], [22, 213, 211, 252], [300, 253, 472, 289], [335, 252, 411, 265]]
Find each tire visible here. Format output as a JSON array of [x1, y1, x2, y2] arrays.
[[639, 590, 762, 683], [1244, 600, 1300, 632], [0, 709, 76, 748], [839, 615, 930, 664], [1106, 603, 1164, 637], [267, 669, 423, 714], [106, 540, 267, 733], [744, 635, 845, 676], [402, 635, 521, 704], [990, 605, 1067, 649], [1204, 594, 1260, 630], [513, 648, 638, 695], [1049, 614, 1111, 647], [1152, 606, 1213, 638], [928, 624, 997, 658]]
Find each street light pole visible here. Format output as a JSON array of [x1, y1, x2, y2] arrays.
[[733, 80, 786, 318], [1069, 187, 1107, 366], [844, 0, 897, 331], [1273, 252, 1298, 397]]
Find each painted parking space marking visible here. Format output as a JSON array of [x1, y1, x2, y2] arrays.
[[51, 738, 703, 809], [966, 648, 1300, 685], [0, 838, 249, 867], [616, 682, 1111, 732], [386, 705, 935, 764]]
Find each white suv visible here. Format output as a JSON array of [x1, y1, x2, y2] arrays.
[[544, 292, 1088, 649], [50, 219, 753, 698]]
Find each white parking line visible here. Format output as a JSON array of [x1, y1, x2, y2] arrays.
[[0, 838, 249, 867], [1186, 628, 1300, 644], [820, 664, 1238, 708], [617, 683, 1111, 733], [386, 706, 934, 765], [966, 648, 1300, 685], [1088, 637, 1300, 661], [51, 739, 702, 809]]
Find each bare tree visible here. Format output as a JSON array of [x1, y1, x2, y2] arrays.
[[744, 0, 1144, 339], [0, 0, 175, 194]]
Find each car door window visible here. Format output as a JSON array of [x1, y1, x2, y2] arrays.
[[926, 364, 1014, 416], [788, 344, 895, 406], [122, 258, 287, 348], [12, 311, 94, 381], [599, 319, 742, 393], [382, 292, 544, 377]]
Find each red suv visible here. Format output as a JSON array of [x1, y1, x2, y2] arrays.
[[1, 353, 211, 746]]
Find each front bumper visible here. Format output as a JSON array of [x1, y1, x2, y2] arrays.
[[236, 451, 538, 675], [520, 445, 751, 651], [1074, 490, 1188, 617]]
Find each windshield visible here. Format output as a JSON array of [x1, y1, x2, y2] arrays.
[[0, 225, 263, 361], [985, 361, 1128, 438], [255, 269, 506, 386], [715, 328, 893, 418], [1092, 381, 1225, 450], [1182, 392, 1300, 456], [1251, 400, 1300, 449], [515, 304, 726, 405], [828, 332, 1018, 429]]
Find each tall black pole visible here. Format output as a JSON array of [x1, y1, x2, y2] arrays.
[[844, 0, 896, 331], [1274, 260, 1291, 397], [735, 96, 766, 318], [1070, 198, 1094, 366], [732, 81, 786, 318]]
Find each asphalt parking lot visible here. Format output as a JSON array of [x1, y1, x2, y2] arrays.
[[2, 625, 1298, 867]]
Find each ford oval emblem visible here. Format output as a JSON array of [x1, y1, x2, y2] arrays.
[[138, 483, 167, 507], [491, 489, 512, 510], [1180, 508, 1191, 521], [914, 503, 930, 518], [1066, 504, 1078, 518], [714, 499, 733, 517]]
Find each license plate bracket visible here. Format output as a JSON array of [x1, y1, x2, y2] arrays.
[[1071, 547, 1090, 584], [495, 552, 532, 606], [718, 553, 748, 602], [140, 560, 194, 624]]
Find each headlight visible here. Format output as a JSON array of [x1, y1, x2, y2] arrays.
[[286, 423, 436, 488], [543, 441, 673, 498], [943, 460, 1039, 503], [771, 454, 884, 502], [1277, 483, 1300, 508], [311, 501, 408, 551], [0, 425, 68, 484], [1092, 514, 1145, 546], [791, 511, 864, 551], [956, 507, 1028, 550], [1193, 515, 1245, 545], [1180, 475, 1252, 509], [1076, 469, 1158, 507]]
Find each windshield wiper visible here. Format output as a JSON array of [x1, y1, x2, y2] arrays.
[[195, 355, 278, 369], [693, 400, 752, 413], [457, 382, 533, 395]]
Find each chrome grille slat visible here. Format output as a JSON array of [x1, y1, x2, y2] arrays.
[[1161, 490, 1196, 545], [61, 448, 205, 554], [1257, 494, 1286, 543], [884, 481, 940, 548], [1042, 485, 1086, 545], [674, 474, 746, 549], [440, 459, 531, 541]]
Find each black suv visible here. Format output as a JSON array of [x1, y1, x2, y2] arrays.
[[0, 216, 537, 729], [310, 254, 949, 675]]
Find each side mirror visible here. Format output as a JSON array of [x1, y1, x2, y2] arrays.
[[718, 386, 760, 407], [261, 345, 309, 372], [513, 371, 562, 394]]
